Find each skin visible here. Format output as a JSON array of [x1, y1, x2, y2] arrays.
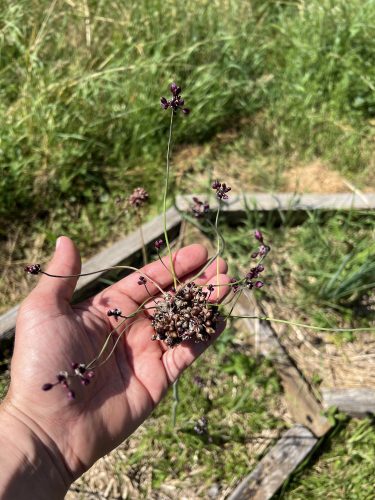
[[0, 236, 230, 499]]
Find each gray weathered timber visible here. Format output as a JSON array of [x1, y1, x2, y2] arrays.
[[235, 292, 331, 437], [176, 192, 375, 212], [322, 388, 375, 417], [0, 207, 181, 341], [228, 425, 317, 500]]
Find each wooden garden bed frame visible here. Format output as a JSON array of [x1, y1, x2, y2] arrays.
[[1, 192, 375, 499]]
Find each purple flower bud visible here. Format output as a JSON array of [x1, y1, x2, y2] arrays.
[[57, 373, 67, 383], [256, 264, 264, 272], [87, 371, 95, 379], [259, 245, 271, 257], [170, 82, 181, 96], [107, 308, 122, 318], [182, 108, 190, 115], [71, 362, 79, 370], [251, 251, 259, 259], [254, 229, 263, 242], [154, 239, 164, 250], [255, 281, 264, 288], [42, 383, 53, 391], [24, 264, 41, 275], [160, 96, 169, 109], [212, 180, 221, 189], [207, 284, 215, 292], [138, 276, 147, 285]]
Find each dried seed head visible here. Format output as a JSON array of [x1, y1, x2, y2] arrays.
[[151, 282, 219, 347]]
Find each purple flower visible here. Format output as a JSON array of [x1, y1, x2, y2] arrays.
[[255, 281, 264, 289], [254, 229, 263, 242], [138, 276, 147, 285], [212, 180, 231, 200], [154, 239, 164, 250], [160, 83, 190, 114], [42, 383, 53, 391], [192, 197, 210, 218], [259, 244, 271, 257]]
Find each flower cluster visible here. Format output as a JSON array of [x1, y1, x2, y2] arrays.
[[24, 264, 41, 275], [128, 187, 149, 208], [160, 83, 190, 114], [251, 229, 271, 258], [42, 363, 94, 400], [191, 197, 210, 218], [245, 264, 265, 289], [212, 180, 231, 200]]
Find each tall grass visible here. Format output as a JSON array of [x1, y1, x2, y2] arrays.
[[0, 0, 374, 236]]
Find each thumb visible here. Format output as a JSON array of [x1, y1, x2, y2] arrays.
[[34, 236, 81, 303]]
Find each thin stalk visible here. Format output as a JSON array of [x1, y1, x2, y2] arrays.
[[41, 265, 166, 296], [163, 111, 178, 289], [230, 315, 375, 333], [172, 379, 179, 427], [215, 203, 221, 300], [137, 212, 148, 265]]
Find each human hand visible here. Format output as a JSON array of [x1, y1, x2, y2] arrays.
[[0, 237, 229, 496]]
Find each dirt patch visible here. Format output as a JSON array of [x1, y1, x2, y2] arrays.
[[282, 160, 348, 193]]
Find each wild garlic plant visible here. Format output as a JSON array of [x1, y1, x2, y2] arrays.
[[24, 82, 368, 401]]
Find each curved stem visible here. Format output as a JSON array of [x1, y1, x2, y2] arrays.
[[230, 315, 375, 333]]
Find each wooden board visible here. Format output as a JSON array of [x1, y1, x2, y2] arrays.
[[235, 292, 331, 437], [228, 425, 317, 500], [176, 192, 375, 212], [322, 388, 375, 418], [0, 207, 181, 341]]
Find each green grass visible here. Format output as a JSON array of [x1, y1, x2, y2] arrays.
[[0, 0, 374, 285], [278, 418, 375, 499]]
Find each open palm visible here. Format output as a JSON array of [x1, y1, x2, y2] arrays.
[[5, 237, 229, 480]]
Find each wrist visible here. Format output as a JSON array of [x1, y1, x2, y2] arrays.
[[0, 402, 72, 500]]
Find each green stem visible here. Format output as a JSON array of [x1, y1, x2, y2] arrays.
[[230, 315, 375, 332], [172, 379, 179, 427], [137, 212, 148, 265], [215, 203, 221, 299], [163, 111, 177, 289]]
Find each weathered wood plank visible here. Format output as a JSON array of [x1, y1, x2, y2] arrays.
[[228, 425, 317, 500], [176, 192, 375, 212], [0, 207, 181, 341], [235, 292, 331, 437], [322, 388, 375, 418]]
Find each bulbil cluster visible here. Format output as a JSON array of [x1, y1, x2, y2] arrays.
[[151, 283, 219, 347]]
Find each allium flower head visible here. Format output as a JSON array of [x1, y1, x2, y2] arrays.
[[212, 180, 231, 200], [129, 187, 149, 208], [24, 263, 41, 275], [192, 197, 210, 218], [154, 239, 164, 250], [160, 82, 190, 114]]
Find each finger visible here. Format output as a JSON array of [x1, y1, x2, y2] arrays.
[[178, 256, 228, 286], [32, 236, 81, 303], [161, 273, 231, 383], [96, 244, 209, 307]]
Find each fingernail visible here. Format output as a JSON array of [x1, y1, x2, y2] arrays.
[[56, 236, 63, 250]]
